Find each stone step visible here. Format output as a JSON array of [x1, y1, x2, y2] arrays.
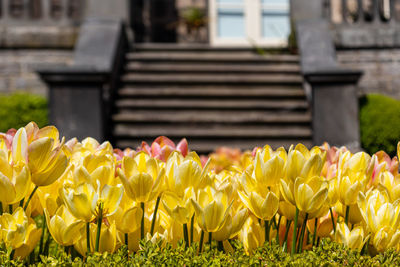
[[132, 43, 293, 53], [115, 99, 309, 111], [125, 62, 300, 74], [113, 111, 311, 124], [121, 73, 303, 85], [114, 124, 312, 138], [118, 87, 306, 98], [126, 52, 299, 63], [115, 138, 313, 154]]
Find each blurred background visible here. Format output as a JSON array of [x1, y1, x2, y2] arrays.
[[1, 0, 400, 155]]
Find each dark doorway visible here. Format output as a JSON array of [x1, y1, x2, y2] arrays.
[[130, 0, 178, 43]]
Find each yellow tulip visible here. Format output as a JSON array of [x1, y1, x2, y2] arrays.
[[358, 190, 400, 235], [0, 162, 30, 205], [238, 190, 279, 221], [162, 188, 195, 225], [44, 205, 85, 246], [286, 145, 325, 182], [378, 171, 400, 203], [191, 187, 232, 233], [338, 175, 364, 206], [165, 151, 205, 195], [118, 153, 163, 203], [0, 207, 28, 249], [280, 176, 328, 214], [335, 222, 368, 251], [112, 205, 143, 234], [239, 215, 265, 254], [372, 227, 400, 253], [75, 222, 117, 255], [28, 136, 68, 187], [119, 215, 152, 252], [13, 221, 42, 259], [253, 149, 285, 187], [213, 208, 248, 241], [75, 153, 115, 188], [61, 183, 97, 222], [61, 182, 123, 222]]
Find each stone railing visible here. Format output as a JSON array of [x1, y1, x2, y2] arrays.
[[323, 0, 400, 47], [0, 0, 86, 47]]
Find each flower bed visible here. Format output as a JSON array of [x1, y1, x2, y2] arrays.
[[1, 122, 400, 265]]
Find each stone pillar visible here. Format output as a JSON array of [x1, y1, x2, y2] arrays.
[[305, 72, 363, 150], [296, 19, 363, 149], [290, 0, 324, 22], [37, 19, 128, 142], [85, 0, 129, 22]]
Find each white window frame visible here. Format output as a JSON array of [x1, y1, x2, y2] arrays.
[[209, 0, 289, 47]]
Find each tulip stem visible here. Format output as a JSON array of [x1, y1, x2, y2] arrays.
[[208, 232, 212, 247], [291, 207, 299, 255], [140, 202, 145, 240], [282, 219, 291, 252], [217, 241, 224, 252], [361, 236, 370, 255], [44, 233, 51, 256], [183, 223, 189, 248], [329, 207, 336, 233], [312, 218, 318, 247], [276, 215, 282, 244], [345, 205, 350, 226], [199, 230, 204, 253], [297, 213, 309, 253], [150, 196, 161, 235], [39, 217, 47, 255], [86, 222, 91, 254], [23, 185, 39, 211], [190, 214, 195, 244], [95, 203, 103, 252], [125, 233, 128, 247], [264, 220, 270, 243]]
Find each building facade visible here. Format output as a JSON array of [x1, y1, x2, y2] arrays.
[[1, 0, 400, 98]]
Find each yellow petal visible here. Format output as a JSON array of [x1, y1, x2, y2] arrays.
[[28, 137, 54, 173], [0, 172, 16, 203], [101, 185, 123, 216], [12, 128, 27, 164]]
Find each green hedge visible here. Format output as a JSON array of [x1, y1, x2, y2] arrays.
[[4, 239, 400, 266], [0, 92, 48, 133], [360, 94, 400, 157]]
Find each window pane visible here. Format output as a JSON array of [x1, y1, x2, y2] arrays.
[[261, 0, 290, 39], [262, 13, 290, 38], [217, 0, 243, 4], [218, 9, 245, 38]]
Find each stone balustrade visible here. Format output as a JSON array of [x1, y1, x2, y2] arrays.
[[324, 0, 400, 47], [0, 0, 85, 26]]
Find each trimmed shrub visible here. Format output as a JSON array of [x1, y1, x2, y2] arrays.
[[10, 239, 400, 266], [0, 92, 48, 133], [360, 94, 400, 157]]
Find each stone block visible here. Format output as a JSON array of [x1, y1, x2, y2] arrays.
[[3, 26, 78, 48]]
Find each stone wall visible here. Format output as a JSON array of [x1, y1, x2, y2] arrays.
[[337, 49, 400, 99], [0, 49, 73, 96]]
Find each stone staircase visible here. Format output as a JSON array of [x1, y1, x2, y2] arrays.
[[112, 44, 312, 154]]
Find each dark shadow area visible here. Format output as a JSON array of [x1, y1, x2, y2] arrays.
[[130, 0, 178, 43]]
